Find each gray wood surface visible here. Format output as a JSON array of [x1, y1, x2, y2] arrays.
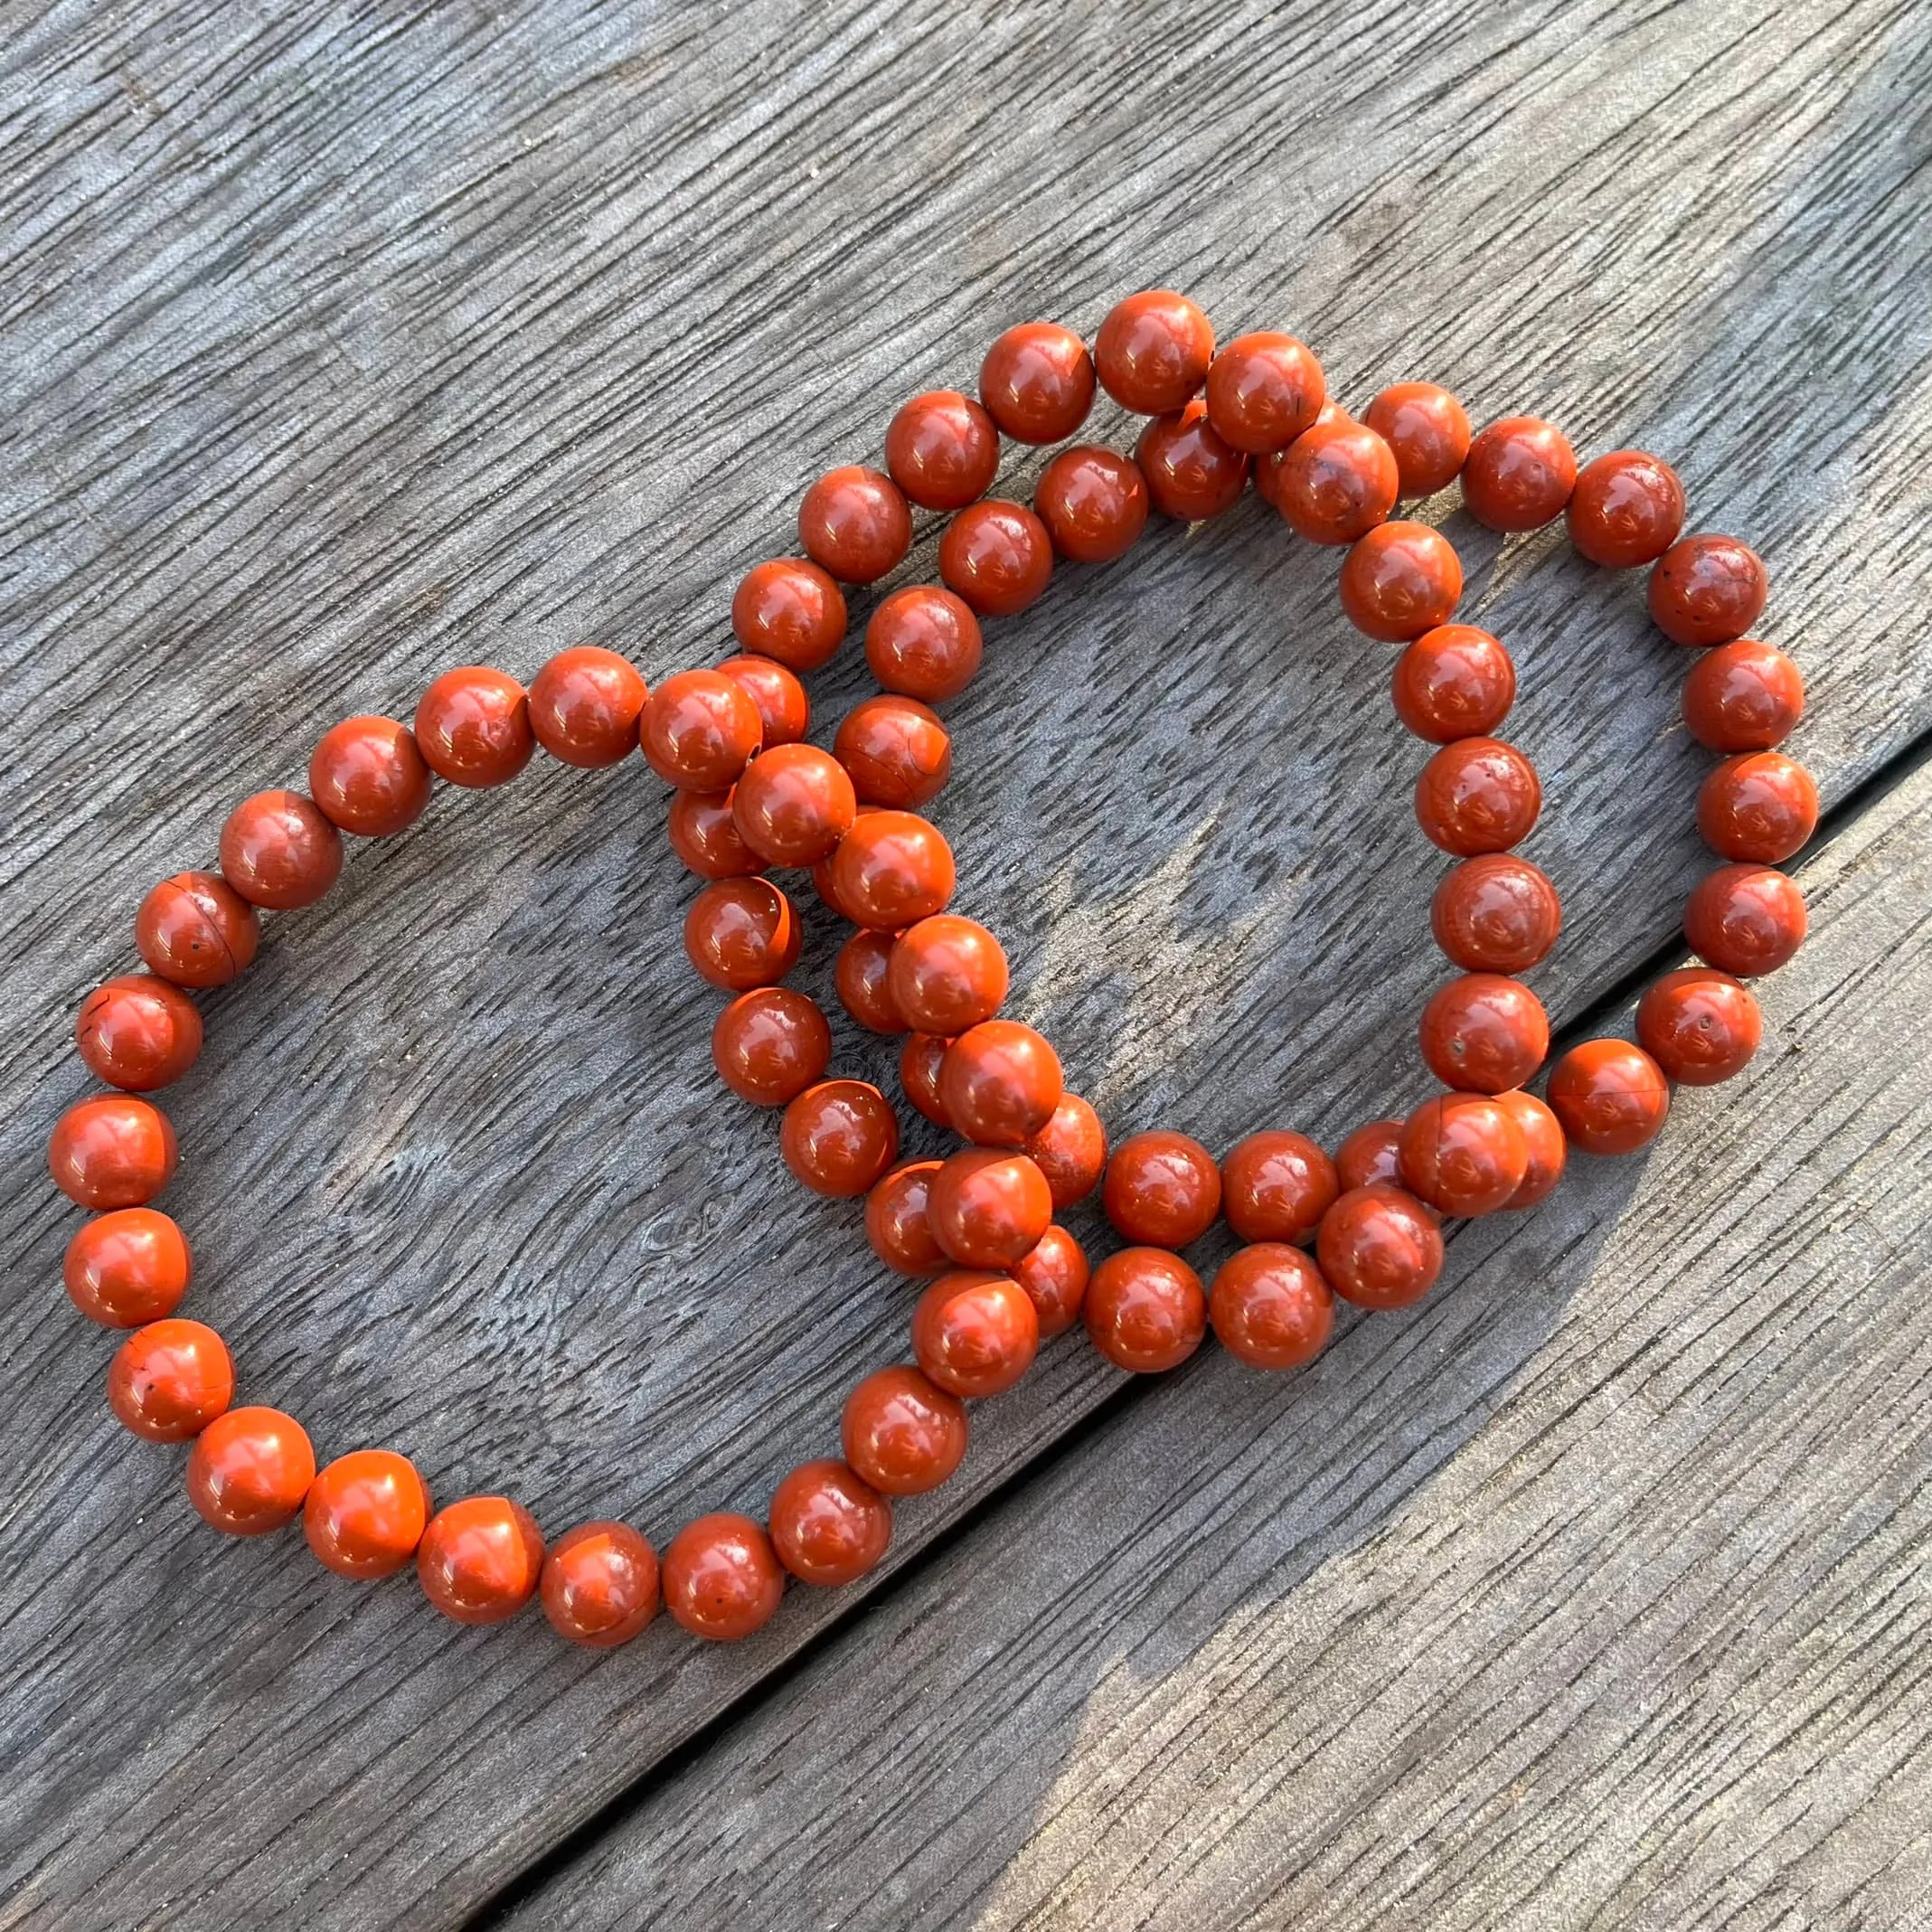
[[0, 0, 1927, 1927]]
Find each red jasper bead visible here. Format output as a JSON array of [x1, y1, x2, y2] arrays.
[[309, 714, 435, 833], [1340, 522, 1464, 642], [866, 1161, 947, 1276], [979, 322, 1097, 444], [939, 1021, 1064, 1147], [1696, 751, 1819, 863], [730, 558, 848, 672], [1012, 1225, 1090, 1338], [887, 915, 1008, 1036], [413, 667, 535, 787], [525, 647, 648, 768], [1565, 449, 1685, 568], [1095, 290, 1215, 414], [683, 878, 801, 990], [1548, 1040, 1671, 1155], [188, 1405, 316, 1537], [1136, 401, 1249, 522], [667, 787, 759, 881], [1034, 445, 1151, 563], [927, 1149, 1053, 1269], [1496, 1089, 1567, 1209], [662, 1513, 785, 1641], [1023, 1093, 1107, 1208], [1362, 382, 1472, 497], [900, 1032, 955, 1127], [1316, 1185, 1445, 1310], [1103, 1129, 1222, 1248], [798, 465, 912, 584], [641, 669, 763, 790], [717, 655, 809, 749], [1415, 737, 1541, 854], [834, 928, 902, 1035], [541, 1521, 660, 1646], [136, 872, 260, 989], [1684, 863, 1807, 976], [304, 1449, 431, 1579], [219, 789, 344, 909], [769, 1460, 892, 1588], [1398, 1092, 1529, 1217], [1221, 1130, 1338, 1245], [1637, 967, 1763, 1085], [65, 1208, 191, 1327], [886, 391, 1000, 512], [865, 586, 985, 702], [1648, 534, 1767, 646], [834, 695, 952, 809], [780, 1080, 900, 1197], [107, 1318, 233, 1442], [938, 500, 1054, 617], [1430, 854, 1562, 972], [1682, 640, 1805, 752], [1419, 973, 1550, 1094], [1274, 416, 1400, 545], [911, 1269, 1040, 1398], [830, 810, 956, 929], [1084, 1248, 1207, 1373], [1335, 1118, 1405, 1192], [1461, 416, 1577, 531], [711, 987, 832, 1106], [730, 744, 856, 867], [842, 1365, 968, 1495], [49, 1095, 177, 1209], [1210, 1244, 1335, 1371], [1390, 624, 1516, 743], [1204, 332, 1325, 453], [418, 1495, 544, 1623], [75, 974, 203, 1091]]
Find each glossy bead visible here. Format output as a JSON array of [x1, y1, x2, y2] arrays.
[[1648, 534, 1767, 646], [842, 1365, 968, 1495], [75, 974, 203, 1092], [1204, 332, 1324, 453], [798, 465, 912, 584], [136, 872, 260, 988], [413, 667, 535, 787], [886, 390, 1000, 512], [663, 1513, 785, 1640], [1419, 973, 1550, 1094], [1565, 449, 1685, 568], [1696, 751, 1819, 863], [1637, 967, 1763, 1085], [834, 928, 904, 1035], [525, 646, 649, 768], [979, 322, 1096, 443], [1034, 445, 1150, 562], [1684, 863, 1807, 976], [938, 500, 1054, 617], [1414, 737, 1541, 854], [667, 787, 759, 881], [711, 986, 832, 1106], [1363, 382, 1471, 497], [730, 744, 856, 868], [541, 1521, 660, 1646], [1316, 1185, 1445, 1310], [1023, 1093, 1107, 1208], [1103, 1130, 1222, 1249], [927, 1149, 1053, 1269], [1274, 416, 1400, 545], [107, 1319, 233, 1442], [1136, 401, 1249, 521], [1095, 290, 1214, 414], [641, 669, 763, 790], [1682, 639, 1805, 751], [716, 655, 809, 749], [1496, 1089, 1567, 1208], [1390, 625, 1515, 741], [1398, 1092, 1529, 1216], [769, 1460, 892, 1588], [219, 789, 343, 909], [65, 1208, 191, 1327], [1461, 417, 1577, 532], [887, 915, 1008, 1036], [939, 1021, 1063, 1147], [304, 1449, 430, 1579], [730, 558, 848, 672], [900, 1032, 954, 1127], [1221, 1130, 1338, 1245], [1340, 522, 1464, 642], [683, 878, 801, 990], [911, 1270, 1039, 1398], [834, 695, 952, 808], [417, 1495, 544, 1623], [1084, 1248, 1207, 1373], [1335, 1118, 1404, 1192], [308, 714, 435, 832], [1013, 1225, 1089, 1338], [1211, 1244, 1335, 1371], [780, 1080, 899, 1197], [866, 1161, 947, 1276], [829, 810, 955, 928], [49, 1095, 177, 1209], [865, 586, 985, 702], [187, 1406, 316, 1536], [1431, 854, 1562, 972], [1548, 1040, 1671, 1155]]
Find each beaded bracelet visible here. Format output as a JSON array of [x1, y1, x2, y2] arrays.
[[48, 288, 1811, 1649]]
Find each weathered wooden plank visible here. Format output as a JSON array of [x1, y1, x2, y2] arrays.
[[0, 0, 1927, 1927]]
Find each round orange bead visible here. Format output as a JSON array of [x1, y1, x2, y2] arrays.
[[911, 1270, 1039, 1398], [1340, 522, 1464, 641], [798, 465, 912, 584], [938, 500, 1054, 617], [1316, 1185, 1445, 1310], [107, 1318, 233, 1442], [939, 1021, 1063, 1147], [1023, 1093, 1107, 1209], [1204, 332, 1324, 453], [49, 1095, 178, 1209], [1682, 640, 1805, 752], [1696, 751, 1818, 863], [716, 654, 809, 749], [1684, 863, 1807, 976], [1398, 1093, 1529, 1217], [1430, 854, 1562, 973], [979, 322, 1096, 444], [1362, 382, 1471, 497], [887, 915, 1008, 1036], [1391, 625, 1516, 742], [1274, 416, 1400, 545], [841, 1365, 968, 1495], [769, 1460, 892, 1588], [1084, 1248, 1207, 1373], [730, 558, 847, 672], [667, 787, 759, 881], [309, 714, 435, 832], [541, 1521, 660, 1647], [418, 1495, 545, 1623], [304, 1449, 430, 1579], [1221, 1130, 1338, 1245], [829, 810, 956, 929], [1548, 1040, 1671, 1155], [1419, 973, 1550, 1094], [413, 667, 535, 787], [187, 1405, 316, 1536], [711, 987, 831, 1107], [1335, 1118, 1405, 1192], [1210, 1244, 1335, 1371], [1033, 445, 1151, 563], [730, 744, 856, 868], [835, 928, 905, 1035], [927, 1149, 1053, 1269], [886, 390, 1000, 512], [1414, 737, 1541, 854], [1095, 290, 1214, 414], [1461, 417, 1577, 532], [1565, 449, 1685, 568], [780, 1080, 900, 1197], [834, 695, 951, 809], [1496, 1089, 1567, 1209], [662, 1512, 786, 1640], [641, 669, 763, 790], [219, 789, 344, 909], [75, 975, 203, 1092], [865, 1161, 947, 1276], [1648, 534, 1767, 646], [683, 878, 801, 990], [1135, 401, 1249, 522], [1012, 1224, 1090, 1338], [65, 1208, 192, 1327], [864, 586, 985, 702], [1102, 1129, 1221, 1249], [1636, 967, 1762, 1086], [136, 871, 260, 989], [900, 1032, 954, 1127]]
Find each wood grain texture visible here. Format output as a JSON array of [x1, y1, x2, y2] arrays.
[[0, 0, 1927, 1925]]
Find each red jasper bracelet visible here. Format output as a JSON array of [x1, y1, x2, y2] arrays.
[[50, 289, 1811, 1650]]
